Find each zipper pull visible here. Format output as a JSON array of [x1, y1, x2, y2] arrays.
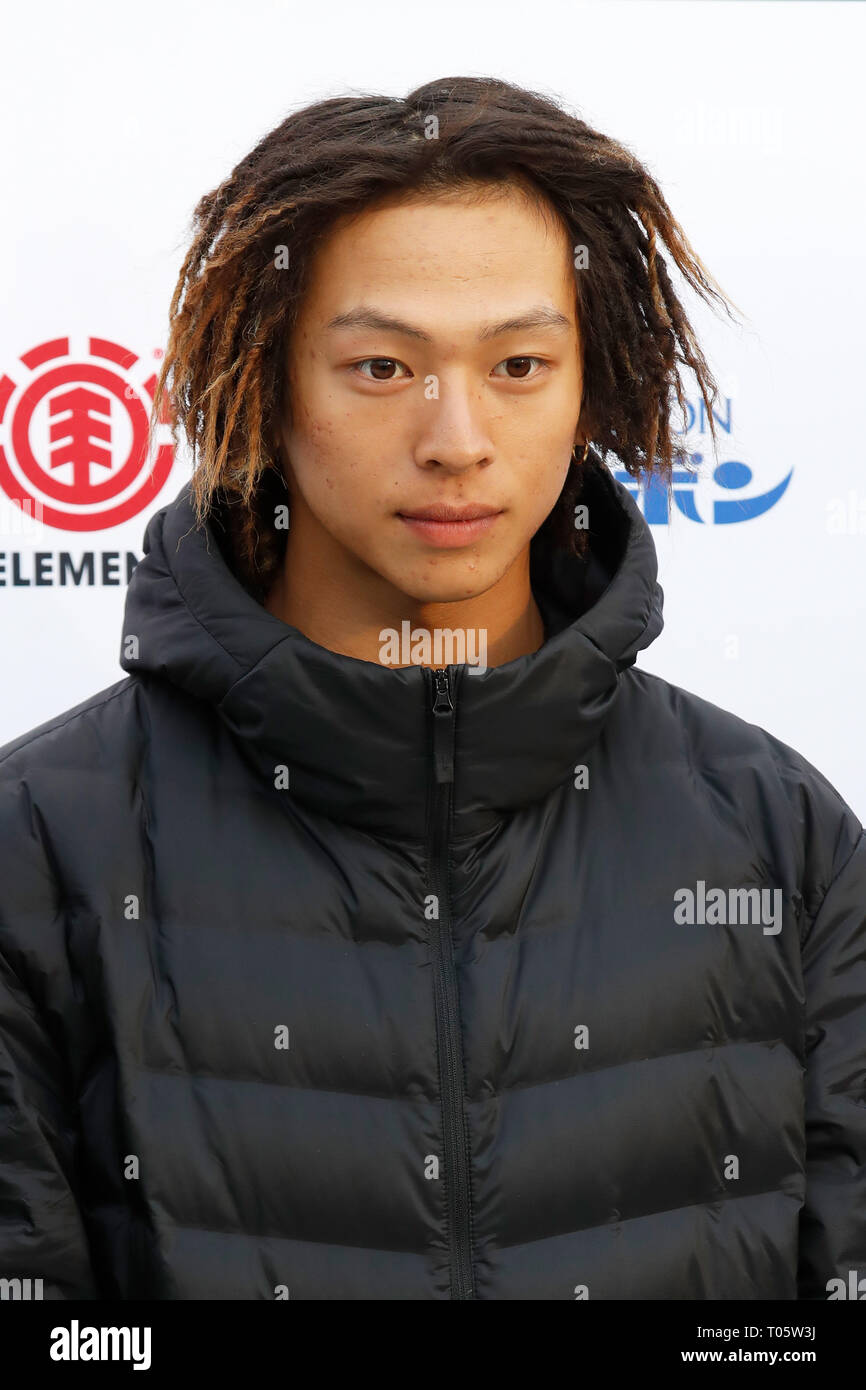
[[431, 667, 455, 784]]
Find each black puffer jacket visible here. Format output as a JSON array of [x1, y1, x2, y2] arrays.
[[1, 461, 864, 1301]]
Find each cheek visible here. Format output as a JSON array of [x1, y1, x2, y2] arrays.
[[288, 416, 342, 488], [522, 451, 573, 513], [290, 430, 384, 529]]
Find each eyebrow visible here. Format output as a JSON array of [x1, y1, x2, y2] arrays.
[[325, 304, 573, 342]]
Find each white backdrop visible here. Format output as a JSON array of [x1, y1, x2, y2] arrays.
[[1, 0, 864, 818]]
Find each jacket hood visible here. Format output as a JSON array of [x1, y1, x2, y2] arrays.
[[119, 455, 664, 841]]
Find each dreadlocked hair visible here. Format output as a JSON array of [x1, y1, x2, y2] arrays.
[[147, 75, 741, 601]]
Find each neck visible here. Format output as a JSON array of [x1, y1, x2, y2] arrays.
[[262, 508, 546, 669]]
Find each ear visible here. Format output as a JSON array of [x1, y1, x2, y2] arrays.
[[574, 408, 596, 447]]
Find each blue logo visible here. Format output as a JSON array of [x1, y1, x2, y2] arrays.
[[612, 455, 793, 525]]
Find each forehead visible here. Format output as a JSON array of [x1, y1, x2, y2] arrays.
[[302, 186, 575, 309]]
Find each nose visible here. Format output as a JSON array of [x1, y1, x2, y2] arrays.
[[413, 380, 493, 473]]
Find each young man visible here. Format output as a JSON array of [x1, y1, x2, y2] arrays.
[[1, 76, 864, 1302]]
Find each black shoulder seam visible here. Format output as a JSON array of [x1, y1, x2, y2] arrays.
[[0, 678, 142, 771]]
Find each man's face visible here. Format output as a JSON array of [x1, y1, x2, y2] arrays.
[[278, 183, 585, 604]]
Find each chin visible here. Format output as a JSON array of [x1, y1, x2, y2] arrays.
[[392, 571, 497, 604]]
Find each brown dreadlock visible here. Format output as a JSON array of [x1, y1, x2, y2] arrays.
[[147, 75, 742, 602]]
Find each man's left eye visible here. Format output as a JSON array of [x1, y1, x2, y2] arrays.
[[492, 357, 547, 380]]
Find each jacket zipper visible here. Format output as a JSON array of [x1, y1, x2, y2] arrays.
[[427, 665, 475, 1299]]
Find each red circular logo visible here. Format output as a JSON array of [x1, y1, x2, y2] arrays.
[[0, 336, 174, 531]]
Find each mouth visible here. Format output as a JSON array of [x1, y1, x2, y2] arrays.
[[396, 504, 504, 548]]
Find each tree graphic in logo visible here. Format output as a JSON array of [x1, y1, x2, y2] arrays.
[[0, 336, 174, 531]]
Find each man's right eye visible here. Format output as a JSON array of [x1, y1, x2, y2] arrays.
[[353, 358, 412, 381]]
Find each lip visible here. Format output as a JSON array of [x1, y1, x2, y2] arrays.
[[397, 505, 503, 548]]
